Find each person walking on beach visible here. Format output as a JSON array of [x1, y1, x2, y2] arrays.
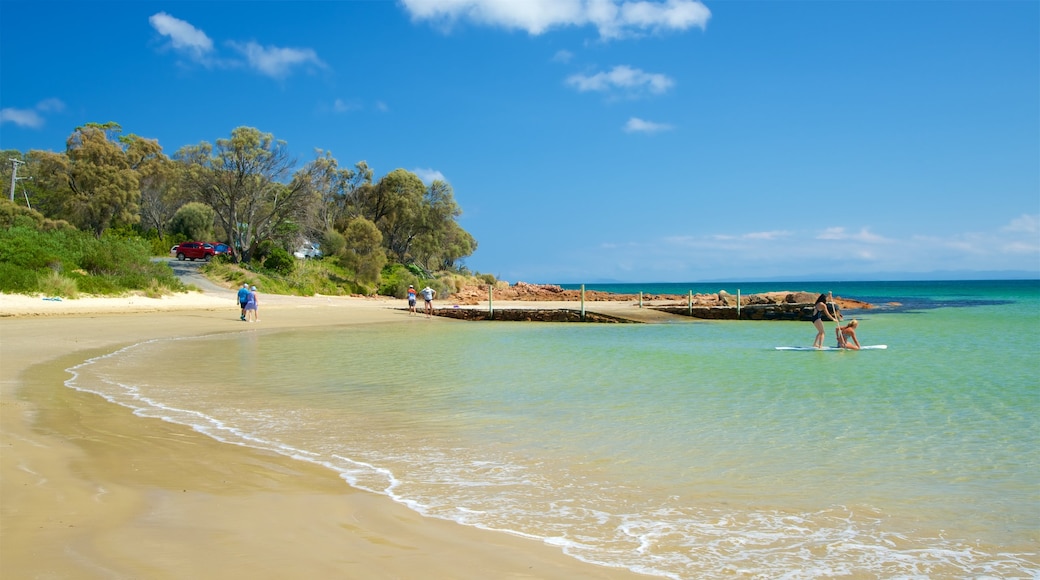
[[811, 292, 842, 348], [237, 283, 250, 321], [835, 319, 861, 350], [407, 285, 417, 315], [245, 285, 259, 322], [421, 285, 435, 318]]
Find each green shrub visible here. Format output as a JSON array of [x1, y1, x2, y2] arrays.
[[0, 262, 38, 293], [0, 198, 74, 231], [0, 218, 184, 297], [378, 263, 421, 298], [404, 263, 425, 278], [253, 240, 276, 262], [75, 273, 118, 295], [0, 226, 73, 271], [320, 229, 345, 258], [263, 247, 295, 276]]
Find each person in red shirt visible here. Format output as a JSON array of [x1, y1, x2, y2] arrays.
[[407, 285, 417, 315]]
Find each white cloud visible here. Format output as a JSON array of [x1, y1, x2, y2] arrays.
[[149, 13, 324, 79], [816, 227, 890, 243], [401, 0, 585, 35], [510, 218, 1040, 282], [712, 230, 793, 241], [0, 108, 43, 128], [375, 101, 390, 112], [149, 12, 214, 60], [413, 168, 447, 184], [228, 41, 326, 79], [609, 222, 1040, 279], [567, 65, 674, 96], [552, 49, 574, 63], [1002, 241, 1037, 254], [399, 0, 710, 39], [623, 117, 673, 133], [0, 98, 66, 128], [1002, 214, 1039, 234]]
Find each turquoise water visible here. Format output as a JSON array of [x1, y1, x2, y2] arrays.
[[67, 281, 1039, 578]]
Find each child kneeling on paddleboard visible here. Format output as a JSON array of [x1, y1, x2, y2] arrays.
[[835, 319, 861, 350]]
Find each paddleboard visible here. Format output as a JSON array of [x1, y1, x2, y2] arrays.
[[775, 345, 887, 351]]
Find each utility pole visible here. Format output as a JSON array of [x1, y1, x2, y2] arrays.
[[8, 158, 26, 202]]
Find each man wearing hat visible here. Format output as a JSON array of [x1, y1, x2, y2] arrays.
[[420, 285, 436, 318], [237, 282, 250, 320], [407, 284, 417, 315]]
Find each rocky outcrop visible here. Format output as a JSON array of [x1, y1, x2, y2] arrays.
[[450, 282, 636, 303], [449, 283, 874, 311], [651, 303, 835, 321], [431, 307, 634, 323]]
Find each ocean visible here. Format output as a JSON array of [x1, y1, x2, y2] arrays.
[[67, 280, 1039, 578]]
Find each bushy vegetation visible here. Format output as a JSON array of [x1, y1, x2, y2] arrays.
[[0, 204, 186, 297], [203, 255, 366, 297], [1, 119, 499, 300]]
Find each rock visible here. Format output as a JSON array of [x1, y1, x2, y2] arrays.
[[447, 282, 875, 312]]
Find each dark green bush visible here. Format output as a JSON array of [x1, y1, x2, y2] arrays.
[[0, 226, 76, 271], [320, 229, 345, 258], [0, 262, 38, 292], [0, 219, 184, 296], [263, 247, 295, 276], [378, 263, 422, 298]]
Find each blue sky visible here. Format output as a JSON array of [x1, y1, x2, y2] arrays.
[[1, 1, 1037, 283]]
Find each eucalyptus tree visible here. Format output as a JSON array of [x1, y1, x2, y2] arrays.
[[358, 168, 427, 262], [176, 127, 319, 262], [416, 219, 477, 272], [349, 169, 477, 270], [411, 179, 471, 269], [303, 150, 372, 233], [123, 134, 185, 240], [169, 201, 216, 241], [32, 122, 140, 237], [339, 216, 386, 287]]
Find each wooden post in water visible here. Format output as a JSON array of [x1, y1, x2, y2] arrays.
[[688, 290, 693, 316], [737, 289, 741, 320], [489, 285, 494, 319], [639, 291, 643, 308], [580, 284, 586, 321]]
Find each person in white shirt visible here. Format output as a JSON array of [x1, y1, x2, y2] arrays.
[[421, 286, 435, 318]]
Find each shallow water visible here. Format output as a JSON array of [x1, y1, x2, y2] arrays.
[[67, 281, 1040, 578]]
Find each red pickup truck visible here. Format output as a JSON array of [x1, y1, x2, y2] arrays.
[[172, 242, 215, 261]]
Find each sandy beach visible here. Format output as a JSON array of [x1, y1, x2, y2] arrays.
[[0, 290, 646, 579]]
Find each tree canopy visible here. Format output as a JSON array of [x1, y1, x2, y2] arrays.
[[175, 126, 317, 262], [32, 122, 142, 238], [6, 121, 479, 287]]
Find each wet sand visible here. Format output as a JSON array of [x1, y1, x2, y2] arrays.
[[0, 292, 647, 579]]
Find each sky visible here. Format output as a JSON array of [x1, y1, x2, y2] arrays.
[[1, 0, 1038, 283]]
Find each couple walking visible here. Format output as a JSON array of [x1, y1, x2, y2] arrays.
[[237, 283, 259, 322], [407, 284, 436, 318]]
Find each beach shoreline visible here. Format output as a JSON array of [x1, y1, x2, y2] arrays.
[[0, 291, 646, 579]]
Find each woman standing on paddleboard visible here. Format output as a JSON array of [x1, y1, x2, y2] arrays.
[[811, 292, 841, 348]]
